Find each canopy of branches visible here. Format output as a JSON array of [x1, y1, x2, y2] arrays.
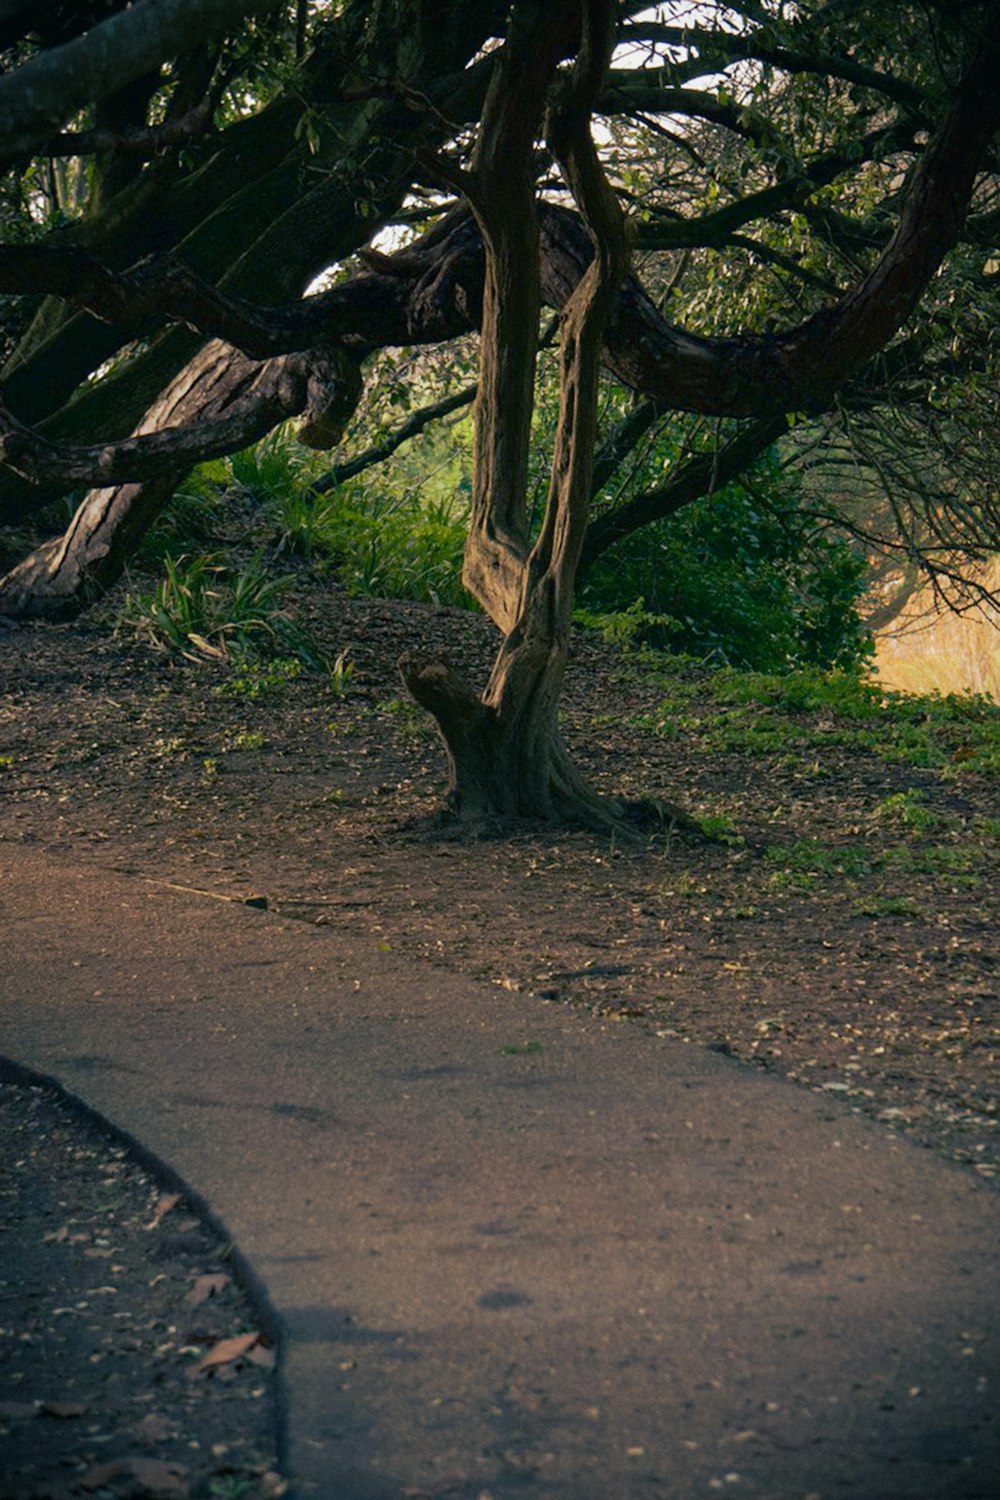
[[0, 0, 997, 822]]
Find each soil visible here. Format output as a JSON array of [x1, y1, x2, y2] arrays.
[[0, 1077, 283, 1500], [1, 580, 998, 1493]]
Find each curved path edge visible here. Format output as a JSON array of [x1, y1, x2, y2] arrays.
[[2, 846, 998, 1499]]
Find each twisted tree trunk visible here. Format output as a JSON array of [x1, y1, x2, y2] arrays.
[[399, 0, 636, 828]]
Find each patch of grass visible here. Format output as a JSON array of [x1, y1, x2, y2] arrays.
[[706, 666, 884, 716], [136, 464, 227, 564], [766, 839, 871, 879], [227, 425, 321, 509], [268, 490, 343, 560], [872, 790, 939, 830], [116, 553, 328, 672], [217, 657, 304, 701], [378, 697, 435, 741], [695, 813, 745, 846], [321, 487, 470, 606], [853, 895, 924, 919], [880, 842, 985, 876], [226, 731, 266, 752], [629, 658, 1000, 774]]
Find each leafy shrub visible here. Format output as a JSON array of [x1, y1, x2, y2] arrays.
[[579, 450, 872, 672], [639, 655, 1000, 774], [286, 483, 470, 607], [116, 552, 327, 669], [705, 665, 885, 716], [226, 425, 321, 507]]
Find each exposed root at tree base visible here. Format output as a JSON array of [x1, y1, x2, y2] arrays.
[[391, 792, 709, 845]]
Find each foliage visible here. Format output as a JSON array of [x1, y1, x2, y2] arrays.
[[579, 449, 873, 672], [152, 425, 473, 607], [288, 484, 470, 606], [116, 552, 327, 670], [621, 656, 1000, 775]]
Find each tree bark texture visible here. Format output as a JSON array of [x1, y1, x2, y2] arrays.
[[398, 0, 635, 827], [0, 342, 359, 619]]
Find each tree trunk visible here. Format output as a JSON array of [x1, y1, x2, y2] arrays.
[[399, 652, 593, 823], [397, 1, 641, 831], [0, 342, 360, 619]]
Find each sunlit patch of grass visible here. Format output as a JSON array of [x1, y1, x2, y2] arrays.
[[376, 696, 436, 742], [880, 842, 985, 876], [853, 895, 924, 919], [225, 731, 266, 752], [871, 790, 940, 830], [765, 839, 871, 879], [618, 657, 1000, 774]]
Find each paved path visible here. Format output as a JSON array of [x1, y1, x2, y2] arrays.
[[2, 846, 998, 1499]]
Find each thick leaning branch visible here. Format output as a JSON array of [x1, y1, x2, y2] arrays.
[[0, 0, 280, 164], [0, 339, 359, 618], [44, 101, 215, 161], [620, 21, 926, 113], [0, 347, 361, 498]]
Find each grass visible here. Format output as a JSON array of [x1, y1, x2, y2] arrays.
[[853, 895, 925, 919], [630, 660, 1000, 776], [872, 790, 939, 829], [765, 840, 871, 879], [116, 553, 328, 672], [223, 427, 471, 606]]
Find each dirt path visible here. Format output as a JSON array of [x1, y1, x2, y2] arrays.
[[0, 1075, 283, 1500], [4, 846, 999, 1500]]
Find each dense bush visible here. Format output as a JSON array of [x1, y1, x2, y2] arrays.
[[578, 452, 872, 672]]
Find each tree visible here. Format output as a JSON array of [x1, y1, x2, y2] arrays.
[[0, 0, 998, 825]]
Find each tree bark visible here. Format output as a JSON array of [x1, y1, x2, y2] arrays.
[[0, 343, 360, 619], [399, 0, 642, 829], [0, 0, 280, 164]]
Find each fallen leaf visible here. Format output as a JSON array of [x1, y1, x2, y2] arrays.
[[43, 1225, 69, 1244], [127, 1412, 176, 1444], [246, 1342, 277, 1369], [196, 1331, 259, 1372], [76, 1462, 123, 1491], [125, 1458, 190, 1499], [186, 1272, 230, 1308], [76, 1458, 189, 1498], [41, 1400, 87, 1418], [175, 1218, 200, 1233], [144, 1193, 182, 1230]]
